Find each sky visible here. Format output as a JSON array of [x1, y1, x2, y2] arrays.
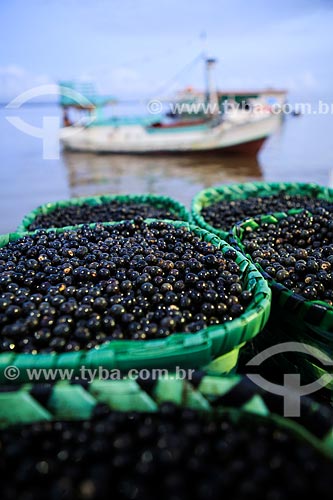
[[1, 0, 333, 101]]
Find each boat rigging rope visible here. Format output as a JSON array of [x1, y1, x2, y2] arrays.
[[149, 52, 204, 99]]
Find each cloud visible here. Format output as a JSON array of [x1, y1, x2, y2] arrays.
[[0, 62, 158, 102], [0, 65, 26, 79], [77, 66, 160, 98], [0, 65, 53, 101]]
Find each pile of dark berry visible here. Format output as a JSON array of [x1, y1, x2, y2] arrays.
[[0, 220, 250, 353], [1, 404, 332, 500], [27, 200, 183, 230], [242, 208, 333, 303], [201, 192, 333, 232]]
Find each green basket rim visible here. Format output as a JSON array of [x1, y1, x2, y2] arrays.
[[191, 181, 333, 240], [17, 193, 192, 232], [0, 219, 271, 368]]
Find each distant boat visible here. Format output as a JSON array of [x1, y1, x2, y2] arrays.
[[59, 59, 286, 156]]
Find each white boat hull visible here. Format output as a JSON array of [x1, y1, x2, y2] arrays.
[[59, 113, 280, 155]]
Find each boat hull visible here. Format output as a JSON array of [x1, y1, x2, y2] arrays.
[[221, 137, 267, 155], [59, 113, 280, 156]]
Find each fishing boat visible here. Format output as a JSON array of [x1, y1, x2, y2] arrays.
[[59, 58, 285, 155]]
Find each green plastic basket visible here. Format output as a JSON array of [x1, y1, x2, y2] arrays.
[[191, 181, 333, 241], [17, 193, 192, 232], [230, 211, 333, 385], [230, 212, 333, 336], [0, 374, 332, 458], [0, 220, 271, 383]]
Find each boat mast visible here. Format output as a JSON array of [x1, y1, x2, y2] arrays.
[[205, 58, 219, 116]]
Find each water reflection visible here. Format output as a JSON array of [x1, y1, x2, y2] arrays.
[[63, 152, 263, 206]]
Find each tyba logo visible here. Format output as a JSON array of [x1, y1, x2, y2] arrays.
[[5, 84, 94, 159], [246, 342, 333, 417]]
